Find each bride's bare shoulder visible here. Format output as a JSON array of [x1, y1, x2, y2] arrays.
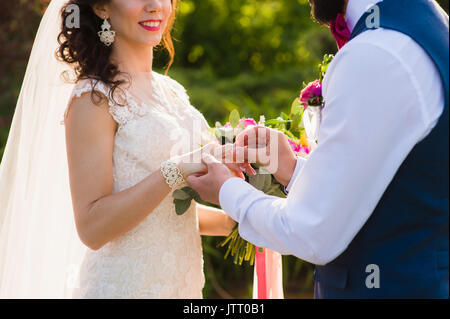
[[71, 78, 110, 100], [64, 78, 117, 132]]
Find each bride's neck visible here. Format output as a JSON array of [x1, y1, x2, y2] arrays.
[[110, 37, 154, 75]]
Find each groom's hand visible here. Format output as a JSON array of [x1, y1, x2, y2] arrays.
[[186, 154, 239, 206], [235, 126, 297, 186]]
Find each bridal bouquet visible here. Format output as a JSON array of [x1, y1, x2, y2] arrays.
[[173, 54, 334, 266]]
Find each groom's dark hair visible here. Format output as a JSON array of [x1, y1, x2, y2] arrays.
[[309, 0, 348, 25]]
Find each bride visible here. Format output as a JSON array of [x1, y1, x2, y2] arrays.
[[0, 0, 251, 298]]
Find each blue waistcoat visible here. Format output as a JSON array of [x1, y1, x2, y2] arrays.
[[314, 0, 449, 298]]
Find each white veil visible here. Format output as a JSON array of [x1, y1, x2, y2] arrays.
[[0, 0, 87, 298]]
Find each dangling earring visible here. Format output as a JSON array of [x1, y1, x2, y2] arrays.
[[98, 17, 115, 46]]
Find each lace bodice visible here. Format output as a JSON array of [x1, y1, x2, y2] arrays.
[[63, 72, 214, 298]]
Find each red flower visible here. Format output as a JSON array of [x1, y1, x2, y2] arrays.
[[299, 80, 322, 109]]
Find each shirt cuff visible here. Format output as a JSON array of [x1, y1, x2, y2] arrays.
[[285, 156, 307, 193], [219, 177, 261, 222]]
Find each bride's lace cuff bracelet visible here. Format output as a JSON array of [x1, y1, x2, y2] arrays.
[[160, 160, 185, 189]]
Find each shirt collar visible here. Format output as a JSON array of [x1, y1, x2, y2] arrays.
[[346, 0, 382, 33]]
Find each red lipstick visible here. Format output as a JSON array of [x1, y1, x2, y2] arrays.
[[139, 19, 162, 32]]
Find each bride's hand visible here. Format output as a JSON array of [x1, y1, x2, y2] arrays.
[[172, 142, 256, 180], [212, 144, 257, 177], [171, 142, 219, 178]]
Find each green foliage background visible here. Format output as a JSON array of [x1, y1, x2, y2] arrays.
[[0, 0, 448, 298]]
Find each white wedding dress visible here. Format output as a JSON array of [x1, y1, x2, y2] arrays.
[[64, 72, 212, 298]]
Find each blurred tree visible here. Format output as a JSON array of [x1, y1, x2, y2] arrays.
[[159, 0, 449, 75], [156, 0, 336, 76], [0, 0, 49, 158]]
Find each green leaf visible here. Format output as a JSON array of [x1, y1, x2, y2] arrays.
[[229, 109, 240, 128], [224, 241, 233, 260], [278, 128, 296, 140], [280, 112, 290, 121], [172, 189, 191, 200], [238, 239, 246, 265], [218, 225, 238, 248], [180, 187, 199, 201], [249, 245, 256, 266], [319, 54, 334, 81], [290, 98, 302, 115], [234, 238, 245, 265], [218, 233, 233, 248], [231, 234, 241, 256], [181, 186, 197, 197], [244, 242, 253, 261], [182, 187, 211, 206], [264, 119, 292, 126], [174, 198, 193, 216], [290, 108, 303, 135]]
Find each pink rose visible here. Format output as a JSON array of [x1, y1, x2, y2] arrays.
[[224, 118, 258, 129], [289, 139, 312, 157], [288, 139, 301, 153], [241, 118, 258, 128], [298, 146, 310, 156], [299, 80, 322, 108]]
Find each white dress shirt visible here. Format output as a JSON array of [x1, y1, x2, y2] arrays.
[[218, 0, 445, 265]]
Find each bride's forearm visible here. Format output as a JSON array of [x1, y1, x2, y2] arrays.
[[79, 147, 212, 250], [79, 170, 172, 250], [197, 204, 236, 237]]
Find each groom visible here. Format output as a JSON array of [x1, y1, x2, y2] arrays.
[[187, 0, 449, 298]]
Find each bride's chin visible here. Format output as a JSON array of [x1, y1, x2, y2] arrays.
[[123, 35, 162, 49], [140, 35, 163, 47]]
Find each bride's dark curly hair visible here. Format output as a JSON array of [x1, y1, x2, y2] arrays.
[[56, 0, 178, 105]]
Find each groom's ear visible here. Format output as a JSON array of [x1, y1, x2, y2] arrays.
[[91, 3, 110, 20]]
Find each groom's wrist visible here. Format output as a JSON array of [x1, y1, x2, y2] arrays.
[[276, 155, 298, 186], [284, 156, 307, 193]]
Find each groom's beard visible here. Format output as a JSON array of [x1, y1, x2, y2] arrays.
[[309, 0, 348, 25]]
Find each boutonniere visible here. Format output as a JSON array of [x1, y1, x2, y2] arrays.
[[299, 54, 334, 110]]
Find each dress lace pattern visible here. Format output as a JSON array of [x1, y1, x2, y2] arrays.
[[63, 72, 215, 298]]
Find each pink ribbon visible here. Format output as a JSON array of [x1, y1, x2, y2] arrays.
[[330, 13, 351, 50], [255, 246, 267, 299]]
